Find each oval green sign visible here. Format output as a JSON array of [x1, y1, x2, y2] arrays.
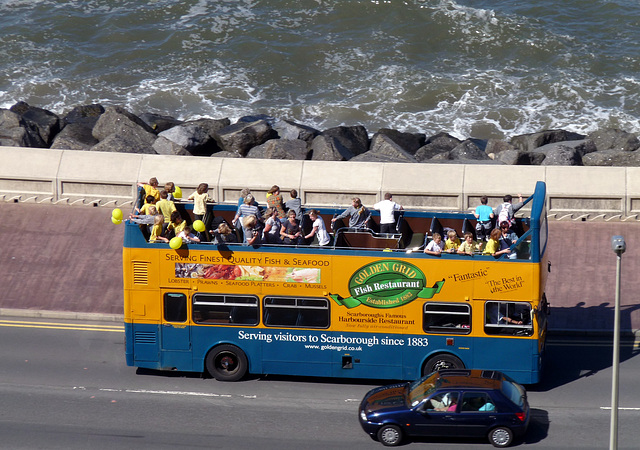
[[330, 260, 445, 309]]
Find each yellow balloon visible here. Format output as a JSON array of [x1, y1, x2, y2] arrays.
[[169, 236, 183, 249], [192, 220, 205, 232], [112, 208, 123, 221], [111, 217, 122, 225], [174, 186, 182, 199]]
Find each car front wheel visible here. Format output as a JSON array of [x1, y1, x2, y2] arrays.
[[377, 424, 403, 447], [489, 426, 513, 447]]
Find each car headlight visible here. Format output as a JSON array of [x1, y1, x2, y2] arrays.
[[360, 410, 368, 421]]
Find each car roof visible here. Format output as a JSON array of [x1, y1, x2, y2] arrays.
[[434, 369, 503, 390]]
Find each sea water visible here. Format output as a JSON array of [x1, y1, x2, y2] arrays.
[[1, 0, 639, 140]]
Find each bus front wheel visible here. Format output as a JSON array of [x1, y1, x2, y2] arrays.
[[423, 354, 463, 375], [206, 344, 248, 381]]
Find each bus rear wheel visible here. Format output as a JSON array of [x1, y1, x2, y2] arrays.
[[206, 345, 248, 381], [423, 354, 463, 375]]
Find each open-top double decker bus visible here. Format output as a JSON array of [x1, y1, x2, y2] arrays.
[[123, 181, 549, 384]]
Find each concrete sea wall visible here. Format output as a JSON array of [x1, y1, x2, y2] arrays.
[[1, 146, 640, 221]]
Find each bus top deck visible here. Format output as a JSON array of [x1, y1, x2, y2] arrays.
[[124, 181, 548, 266]]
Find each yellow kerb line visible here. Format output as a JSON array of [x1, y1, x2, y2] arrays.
[[0, 319, 123, 333]]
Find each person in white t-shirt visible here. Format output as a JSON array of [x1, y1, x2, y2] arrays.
[[373, 192, 403, 234], [424, 232, 445, 256], [305, 209, 331, 246]]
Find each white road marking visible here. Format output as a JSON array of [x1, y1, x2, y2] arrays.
[[99, 388, 232, 398], [600, 406, 640, 411]]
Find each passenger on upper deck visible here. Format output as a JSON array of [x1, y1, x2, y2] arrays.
[[129, 205, 157, 231], [234, 194, 262, 244], [149, 214, 169, 244], [164, 182, 176, 201], [483, 228, 512, 257], [166, 211, 186, 239], [457, 231, 482, 255], [424, 232, 445, 256], [373, 192, 403, 234], [156, 190, 176, 225], [178, 226, 200, 244], [263, 207, 283, 244], [498, 221, 519, 259], [237, 188, 258, 208], [281, 210, 303, 245], [494, 194, 524, 229], [331, 197, 371, 229], [285, 189, 302, 220], [243, 216, 262, 246], [304, 210, 331, 246], [210, 222, 237, 245], [137, 177, 160, 207], [188, 183, 211, 221], [266, 185, 287, 222], [135, 195, 157, 215], [474, 195, 494, 241], [443, 229, 461, 253]]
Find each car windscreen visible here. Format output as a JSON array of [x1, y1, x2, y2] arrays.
[[501, 379, 526, 408], [408, 373, 440, 407]]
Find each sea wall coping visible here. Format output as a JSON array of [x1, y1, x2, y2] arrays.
[[0, 145, 637, 220]]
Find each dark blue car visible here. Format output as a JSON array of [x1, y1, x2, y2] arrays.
[[358, 369, 530, 447]]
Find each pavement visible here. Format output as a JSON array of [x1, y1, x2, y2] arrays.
[[1, 202, 639, 335]]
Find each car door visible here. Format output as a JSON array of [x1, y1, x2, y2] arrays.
[[410, 390, 461, 437], [456, 391, 499, 437]]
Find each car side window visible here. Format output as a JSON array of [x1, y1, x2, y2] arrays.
[[460, 392, 496, 412], [425, 391, 459, 412]]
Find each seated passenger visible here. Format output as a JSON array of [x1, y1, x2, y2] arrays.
[[486, 302, 523, 325], [134, 195, 157, 214], [281, 210, 303, 245], [430, 392, 459, 412], [165, 211, 186, 239], [210, 222, 237, 245], [130, 204, 157, 225], [483, 228, 511, 257], [424, 232, 445, 256], [331, 197, 371, 229], [304, 209, 331, 246], [457, 231, 482, 255], [262, 207, 283, 244], [177, 225, 200, 244], [479, 401, 496, 412], [444, 229, 461, 253], [149, 214, 169, 243]]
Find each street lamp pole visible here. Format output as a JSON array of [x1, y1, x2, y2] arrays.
[[609, 235, 625, 450]]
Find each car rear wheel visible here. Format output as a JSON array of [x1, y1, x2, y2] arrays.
[[377, 424, 403, 447], [422, 354, 464, 375], [489, 426, 513, 447], [206, 344, 248, 381]]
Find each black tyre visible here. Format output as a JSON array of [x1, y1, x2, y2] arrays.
[[205, 344, 248, 381], [422, 354, 464, 375], [377, 424, 403, 447], [489, 426, 513, 448]]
